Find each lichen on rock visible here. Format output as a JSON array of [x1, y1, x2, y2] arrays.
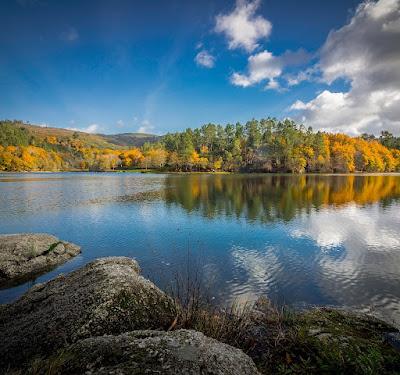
[[53, 329, 260, 374], [0, 257, 178, 370]]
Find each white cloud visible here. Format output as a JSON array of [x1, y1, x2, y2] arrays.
[[290, 91, 347, 112], [214, 0, 311, 91], [195, 50, 216, 68], [290, 0, 400, 135], [60, 27, 79, 42], [231, 48, 310, 89], [318, 0, 400, 86], [369, 0, 399, 19], [68, 123, 100, 134], [137, 120, 155, 134], [285, 66, 317, 87], [117, 120, 124, 128], [215, 0, 271, 53], [265, 78, 280, 90], [231, 50, 281, 87], [85, 124, 99, 133]]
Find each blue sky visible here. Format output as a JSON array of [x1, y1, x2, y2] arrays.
[[1, 0, 399, 135]]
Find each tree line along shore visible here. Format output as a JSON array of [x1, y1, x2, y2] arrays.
[[1, 119, 400, 173]]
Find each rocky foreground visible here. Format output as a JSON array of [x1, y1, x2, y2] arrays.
[[0, 255, 399, 374], [0, 257, 259, 374], [0, 233, 80, 287]]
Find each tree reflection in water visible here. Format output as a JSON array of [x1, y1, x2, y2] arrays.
[[165, 174, 400, 223]]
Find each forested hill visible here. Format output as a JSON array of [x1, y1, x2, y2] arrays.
[[101, 133, 159, 147], [0, 119, 400, 173], [0, 121, 159, 149]]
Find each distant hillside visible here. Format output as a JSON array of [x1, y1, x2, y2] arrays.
[[8, 122, 159, 149], [101, 133, 159, 147], [0, 120, 163, 171]]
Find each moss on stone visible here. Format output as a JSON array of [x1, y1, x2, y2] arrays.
[[249, 308, 400, 374], [43, 241, 63, 255]]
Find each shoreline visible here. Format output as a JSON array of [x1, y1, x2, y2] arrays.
[[1, 169, 400, 176]]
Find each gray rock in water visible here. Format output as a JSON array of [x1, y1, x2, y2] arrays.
[[384, 332, 400, 351], [0, 257, 178, 370], [0, 233, 81, 287], [58, 329, 260, 375]]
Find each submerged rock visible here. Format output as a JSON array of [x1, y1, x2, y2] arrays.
[[383, 332, 400, 351], [0, 233, 80, 287], [0, 257, 178, 370], [54, 329, 260, 374]]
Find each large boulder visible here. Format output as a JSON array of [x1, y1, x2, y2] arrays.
[[0, 233, 80, 287], [47, 329, 260, 375], [0, 257, 178, 370]]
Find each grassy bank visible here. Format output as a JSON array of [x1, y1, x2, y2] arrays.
[[173, 296, 399, 374], [163, 267, 400, 374]]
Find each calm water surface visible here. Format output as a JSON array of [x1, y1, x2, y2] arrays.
[[1, 173, 400, 326]]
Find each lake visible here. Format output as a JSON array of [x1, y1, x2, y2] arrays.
[[1, 173, 400, 326]]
